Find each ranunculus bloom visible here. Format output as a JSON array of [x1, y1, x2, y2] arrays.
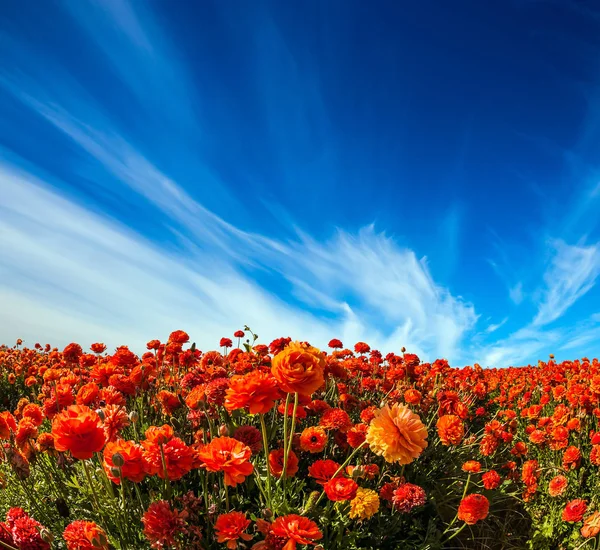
[[319, 408, 352, 432], [458, 494, 489, 525], [224, 371, 281, 414], [436, 415, 465, 446], [269, 448, 299, 478], [232, 426, 262, 454], [142, 501, 186, 549], [462, 461, 481, 473], [271, 342, 325, 395], [563, 499, 587, 523], [103, 440, 146, 483], [299, 427, 327, 453], [392, 483, 427, 512], [323, 477, 358, 502], [214, 511, 252, 549], [346, 423, 368, 448], [482, 470, 502, 490], [197, 437, 254, 486], [270, 514, 322, 549], [548, 475, 568, 497], [52, 405, 107, 460], [63, 520, 109, 550], [349, 487, 380, 520], [366, 404, 428, 463], [582, 511, 600, 538], [562, 446, 581, 470], [308, 459, 342, 485]]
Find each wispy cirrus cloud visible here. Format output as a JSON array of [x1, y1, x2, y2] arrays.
[[533, 239, 600, 326]]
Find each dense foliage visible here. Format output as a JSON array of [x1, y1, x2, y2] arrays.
[[0, 330, 599, 549]]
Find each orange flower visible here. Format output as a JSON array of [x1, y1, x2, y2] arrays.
[[52, 405, 107, 460], [323, 477, 358, 501], [270, 514, 322, 550], [103, 440, 146, 483], [197, 436, 254, 487], [462, 461, 481, 473], [563, 499, 587, 523], [63, 520, 109, 550], [366, 404, 428, 464], [224, 371, 281, 414], [142, 434, 194, 481], [299, 427, 327, 453], [548, 474, 568, 497], [214, 511, 252, 549], [457, 494, 489, 525], [436, 415, 464, 446], [346, 424, 368, 448], [0, 412, 17, 439], [269, 448, 299, 478], [271, 342, 325, 395], [581, 511, 600, 538]]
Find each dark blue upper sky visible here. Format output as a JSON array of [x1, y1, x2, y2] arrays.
[[1, 0, 600, 365]]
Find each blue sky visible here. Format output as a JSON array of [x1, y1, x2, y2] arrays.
[[2, 0, 600, 366]]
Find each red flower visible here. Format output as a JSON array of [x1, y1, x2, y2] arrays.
[[52, 405, 106, 460], [232, 426, 263, 454], [234, 330, 245, 338], [392, 483, 427, 512], [482, 470, 502, 490], [269, 449, 299, 478], [563, 499, 587, 523], [270, 515, 322, 549], [308, 459, 341, 485], [90, 343, 107, 354], [319, 408, 352, 432], [142, 428, 194, 481], [328, 339, 343, 349], [220, 338, 233, 348], [103, 440, 146, 484], [323, 477, 358, 501], [458, 494, 489, 525], [214, 511, 252, 549], [63, 520, 109, 550], [562, 446, 581, 470], [142, 501, 186, 549], [354, 342, 370, 354], [168, 330, 189, 344], [346, 424, 368, 448]]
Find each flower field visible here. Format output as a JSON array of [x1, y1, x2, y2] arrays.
[[1, 331, 600, 549]]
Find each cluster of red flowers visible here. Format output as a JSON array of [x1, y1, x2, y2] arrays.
[[1, 333, 600, 548]]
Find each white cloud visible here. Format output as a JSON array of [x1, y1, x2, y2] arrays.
[[485, 317, 508, 333], [0, 161, 477, 362], [509, 282, 524, 305], [533, 240, 600, 326]]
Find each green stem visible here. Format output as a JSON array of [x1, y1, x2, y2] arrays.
[[260, 414, 272, 506], [82, 459, 102, 512]]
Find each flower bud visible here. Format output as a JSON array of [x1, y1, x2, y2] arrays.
[[262, 508, 273, 518], [40, 529, 54, 543], [95, 409, 105, 421], [219, 424, 229, 437], [129, 410, 139, 423], [111, 452, 125, 467]]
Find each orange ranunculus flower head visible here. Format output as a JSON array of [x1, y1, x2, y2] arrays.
[[214, 511, 252, 549], [103, 440, 146, 484], [197, 436, 254, 487], [457, 494, 490, 525], [52, 405, 107, 460], [548, 474, 568, 497], [270, 514, 322, 549], [582, 511, 600, 539], [142, 434, 194, 481], [63, 520, 109, 550], [436, 415, 465, 446], [299, 427, 327, 453], [366, 403, 428, 464], [271, 342, 325, 395], [269, 448, 299, 478], [224, 370, 281, 414]]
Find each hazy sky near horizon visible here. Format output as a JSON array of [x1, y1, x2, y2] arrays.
[[2, 0, 600, 366]]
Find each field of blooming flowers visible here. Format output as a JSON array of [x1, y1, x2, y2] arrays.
[[0, 330, 599, 550]]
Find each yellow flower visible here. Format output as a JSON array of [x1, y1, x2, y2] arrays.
[[366, 403, 428, 464], [349, 487, 380, 520]]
